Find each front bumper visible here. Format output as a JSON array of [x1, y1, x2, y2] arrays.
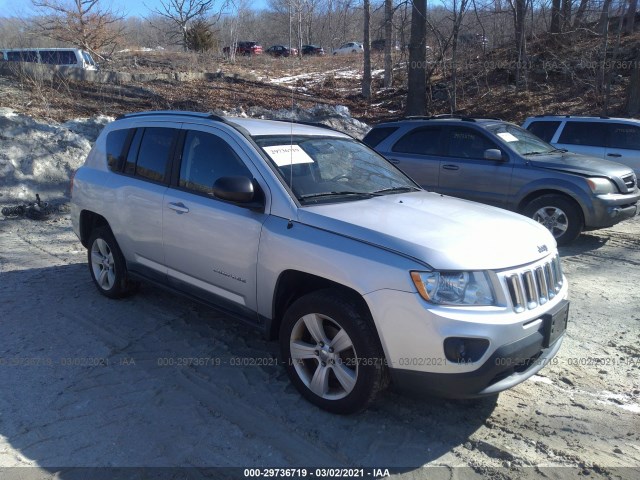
[[587, 194, 639, 228], [390, 329, 564, 399]]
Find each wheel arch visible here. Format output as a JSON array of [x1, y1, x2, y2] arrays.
[[79, 210, 110, 248], [517, 189, 585, 225], [268, 270, 374, 341]]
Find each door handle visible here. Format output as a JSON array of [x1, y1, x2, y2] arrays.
[[607, 153, 622, 158], [442, 164, 460, 171], [167, 202, 189, 214]]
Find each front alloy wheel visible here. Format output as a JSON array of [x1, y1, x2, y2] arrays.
[[280, 290, 388, 414], [523, 194, 582, 246]]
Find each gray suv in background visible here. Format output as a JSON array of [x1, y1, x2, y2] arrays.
[[522, 115, 640, 177], [364, 116, 639, 245], [71, 111, 569, 413]]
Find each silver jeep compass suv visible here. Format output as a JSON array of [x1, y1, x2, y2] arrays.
[[71, 111, 569, 413]]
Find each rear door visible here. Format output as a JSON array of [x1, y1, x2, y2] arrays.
[[162, 125, 269, 318], [384, 126, 444, 189], [113, 124, 180, 281], [437, 126, 513, 207]]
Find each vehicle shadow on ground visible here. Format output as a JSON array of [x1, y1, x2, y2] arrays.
[[559, 232, 610, 257], [0, 263, 497, 476]]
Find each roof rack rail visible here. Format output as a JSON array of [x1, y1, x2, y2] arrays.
[[115, 110, 227, 122], [406, 114, 476, 122], [533, 114, 611, 119]]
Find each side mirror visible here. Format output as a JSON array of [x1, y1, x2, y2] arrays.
[[484, 149, 505, 161], [213, 176, 255, 203]]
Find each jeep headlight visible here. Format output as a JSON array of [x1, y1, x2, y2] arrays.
[[586, 177, 616, 194], [410, 271, 495, 306]]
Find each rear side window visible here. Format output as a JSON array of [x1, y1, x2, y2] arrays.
[[558, 121, 606, 147], [608, 123, 640, 150], [7, 51, 37, 62], [40, 50, 77, 65], [124, 127, 177, 183], [362, 126, 398, 148], [179, 130, 252, 195], [106, 129, 131, 172], [526, 120, 560, 142], [392, 127, 445, 155]]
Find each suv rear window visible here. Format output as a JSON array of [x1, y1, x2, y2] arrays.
[[526, 120, 560, 142], [558, 121, 606, 147], [362, 126, 398, 148]]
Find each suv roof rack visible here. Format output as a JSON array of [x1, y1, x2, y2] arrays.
[[533, 114, 611, 119], [404, 114, 502, 122], [115, 110, 227, 122]]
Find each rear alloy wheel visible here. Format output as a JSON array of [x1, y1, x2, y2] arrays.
[[523, 195, 583, 246], [88, 227, 138, 298], [280, 290, 387, 414]]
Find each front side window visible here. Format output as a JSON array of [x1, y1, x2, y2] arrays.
[[558, 121, 606, 147], [526, 120, 561, 143], [446, 128, 497, 159], [608, 123, 640, 150], [255, 136, 418, 204], [486, 123, 556, 156], [179, 131, 252, 195]]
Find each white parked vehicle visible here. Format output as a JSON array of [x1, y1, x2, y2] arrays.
[[0, 48, 98, 70], [523, 115, 640, 177], [333, 42, 364, 55]]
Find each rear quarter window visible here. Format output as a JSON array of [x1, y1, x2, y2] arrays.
[[392, 127, 445, 155], [106, 129, 132, 172], [526, 120, 561, 142], [362, 127, 399, 148]]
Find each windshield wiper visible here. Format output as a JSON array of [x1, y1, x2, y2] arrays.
[[523, 151, 546, 156], [373, 186, 420, 195], [548, 148, 568, 153], [299, 191, 375, 201]]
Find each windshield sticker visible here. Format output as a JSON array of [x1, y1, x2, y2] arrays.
[[263, 145, 315, 167], [497, 132, 519, 142]]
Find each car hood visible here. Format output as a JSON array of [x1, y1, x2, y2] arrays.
[[526, 152, 633, 179], [297, 191, 555, 271]]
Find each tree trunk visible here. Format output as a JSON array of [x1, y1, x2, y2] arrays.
[[512, 0, 527, 89], [362, 0, 372, 99], [598, 0, 613, 35], [383, 0, 393, 88], [573, 0, 589, 26], [550, 0, 561, 33], [626, 0, 638, 34], [627, 54, 640, 115], [561, 0, 571, 30], [406, 0, 427, 116]]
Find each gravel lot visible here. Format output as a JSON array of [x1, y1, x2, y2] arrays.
[[0, 210, 639, 480]]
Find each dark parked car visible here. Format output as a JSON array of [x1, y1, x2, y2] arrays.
[[265, 45, 298, 57], [364, 115, 639, 245], [301, 45, 325, 56], [223, 41, 263, 56]]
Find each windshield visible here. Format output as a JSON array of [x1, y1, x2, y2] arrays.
[[487, 123, 558, 155], [254, 135, 419, 204], [82, 51, 96, 66]]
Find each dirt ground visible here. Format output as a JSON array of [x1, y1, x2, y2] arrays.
[[0, 208, 638, 479]]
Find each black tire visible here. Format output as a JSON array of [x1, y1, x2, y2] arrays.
[[522, 194, 583, 246], [280, 289, 388, 414], [87, 227, 138, 299]]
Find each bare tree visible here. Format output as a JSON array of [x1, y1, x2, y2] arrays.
[[550, 0, 561, 33], [449, 0, 470, 112], [30, 0, 124, 58], [150, 0, 224, 51], [362, 0, 372, 98], [627, 50, 640, 114], [383, 0, 393, 87], [626, 0, 637, 34], [406, 0, 427, 116]]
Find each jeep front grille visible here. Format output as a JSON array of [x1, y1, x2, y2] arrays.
[[622, 174, 637, 190], [506, 255, 563, 313]]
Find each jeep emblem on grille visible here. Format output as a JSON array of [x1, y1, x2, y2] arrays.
[[538, 245, 548, 253]]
